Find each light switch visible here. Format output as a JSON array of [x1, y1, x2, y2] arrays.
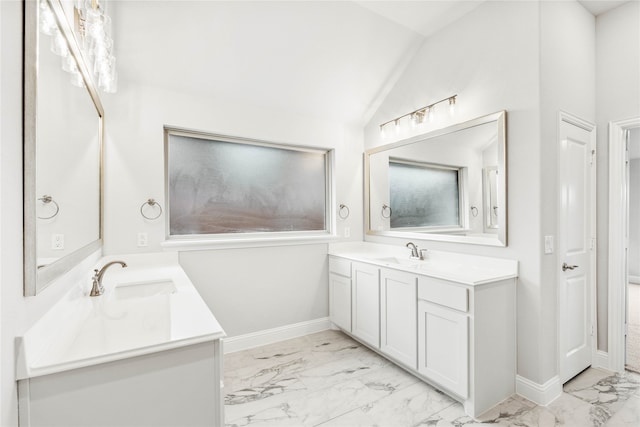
[[544, 235, 554, 254]]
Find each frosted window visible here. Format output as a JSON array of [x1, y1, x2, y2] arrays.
[[167, 131, 329, 236], [389, 161, 460, 228]]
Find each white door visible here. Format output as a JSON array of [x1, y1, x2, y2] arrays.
[[558, 113, 596, 383], [380, 268, 417, 368]]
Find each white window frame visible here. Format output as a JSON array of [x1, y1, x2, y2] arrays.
[[161, 126, 337, 250]]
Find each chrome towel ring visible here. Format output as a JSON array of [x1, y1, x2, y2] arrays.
[[382, 204, 392, 218], [140, 198, 163, 220], [37, 195, 59, 219], [338, 204, 350, 219]]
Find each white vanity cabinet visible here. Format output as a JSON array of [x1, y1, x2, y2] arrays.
[[327, 243, 517, 419], [417, 275, 470, 398], [380, 268, 417, 369], [351, 261, 380, 348], [329, 256, 352, 332]]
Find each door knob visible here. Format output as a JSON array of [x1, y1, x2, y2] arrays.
[[562, 262, 579, 271]]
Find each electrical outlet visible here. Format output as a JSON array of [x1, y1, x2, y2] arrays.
[[137, 232, 148, 247], [344, 227, 351, 238], [51, 234, 64, 250]]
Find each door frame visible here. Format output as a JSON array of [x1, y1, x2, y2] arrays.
[[608, 116, 640, 373], [557, 111, 597, 383]]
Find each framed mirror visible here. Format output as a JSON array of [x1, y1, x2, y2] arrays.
[[365, 111, 507, 246], [24, 0, 103, 295]]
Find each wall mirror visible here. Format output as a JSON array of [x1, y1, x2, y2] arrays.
[[365, 111, 507, 246], [24, 0, 103, 295]]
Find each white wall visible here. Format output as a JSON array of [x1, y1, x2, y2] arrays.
[[595, 1, 640, 351], [539, 0, 596, 375], [364, 0, 596, 385], [364, 0, 546, 383], [102, 80, 363, 336]]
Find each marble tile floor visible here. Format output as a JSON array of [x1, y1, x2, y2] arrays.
[[224, 330, 640, 427]]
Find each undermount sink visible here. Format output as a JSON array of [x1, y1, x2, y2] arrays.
[[113, 279, 177, 300], [374, 257, 424, 267]]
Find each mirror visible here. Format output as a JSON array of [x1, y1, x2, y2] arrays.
[[365, 111, 507, 246], [24, 0, 103, 295]]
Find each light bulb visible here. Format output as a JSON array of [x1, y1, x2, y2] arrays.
[[449, 97, 456, 115], [394, 119, 401, 135], [62, 55, 78, 73], [380, 124, 386, 138], [50, 29, 69, 57]]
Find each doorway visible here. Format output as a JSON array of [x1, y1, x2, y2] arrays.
[[608, 117, 640, 373], [557, 112, 597, 384], [626, 128, 640, 373]]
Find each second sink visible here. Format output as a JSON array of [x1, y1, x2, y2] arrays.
[[113, 279, 177, 300]]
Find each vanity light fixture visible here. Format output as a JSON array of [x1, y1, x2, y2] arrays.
[[379, 95, 457, 137], [39, 0, 118, 92], [75, 0, 118, 93]]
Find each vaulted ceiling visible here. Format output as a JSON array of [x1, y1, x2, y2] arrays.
[[111, 1, 628, 125]]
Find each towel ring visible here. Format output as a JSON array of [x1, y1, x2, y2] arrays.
[[382, 204, 392, 219], [470, 206, 479, 217], [140, 198, 163, 220], [37, 195, 59, 219], [338, 204, 350, 220]]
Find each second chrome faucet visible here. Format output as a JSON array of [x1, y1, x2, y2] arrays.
[[90, 261, 127, 297]]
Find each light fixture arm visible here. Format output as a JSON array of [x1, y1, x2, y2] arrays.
[[379, 94, 457, 132]]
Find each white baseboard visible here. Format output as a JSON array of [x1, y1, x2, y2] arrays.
[[516, 375, 562, 406], [223, 317, 331, 354], [593, 350, 610, 370]]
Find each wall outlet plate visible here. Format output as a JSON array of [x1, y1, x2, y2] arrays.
[[137, 232, 148, 247], [51, 234, 64, 250]]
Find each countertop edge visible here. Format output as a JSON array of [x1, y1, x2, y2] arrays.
[[18, 331, 226, 380], [329, 250, 518, 286]]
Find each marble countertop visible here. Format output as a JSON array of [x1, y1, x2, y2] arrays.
[[329, 242, 518, 286], [17, 252, 225, 380]]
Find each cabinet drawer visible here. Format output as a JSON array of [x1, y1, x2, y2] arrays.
[[329, 256, 351, 277], [418, 276, 468, 312]]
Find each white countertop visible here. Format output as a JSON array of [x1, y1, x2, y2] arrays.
[[17, 252, 226, 380], [329, 242, 518, 286]]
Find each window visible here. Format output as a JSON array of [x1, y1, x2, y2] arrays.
[[388, 159, 463, 229], [165, 127, 333, 240]]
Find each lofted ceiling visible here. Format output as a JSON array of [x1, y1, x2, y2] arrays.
[[111, 1, 630, 125]]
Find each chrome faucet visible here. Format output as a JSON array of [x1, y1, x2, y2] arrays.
[[90, 261, 127, 297], [406, 242, 427, 260], [406, 242, 421, 259]]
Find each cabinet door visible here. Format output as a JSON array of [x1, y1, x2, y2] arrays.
[[351, 262, 380, 348], [380, 268, 417, 369], [418, 300, 468, 398], [329, 273, 351, 332]]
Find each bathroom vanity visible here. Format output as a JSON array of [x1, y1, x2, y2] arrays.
[[328, 242, 517, 418], [16, 253, 226, 426]]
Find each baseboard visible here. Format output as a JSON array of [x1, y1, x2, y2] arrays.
[[515, 375, 562, 406], [223, 317, 331, 354], [593, 350, 610, 370]]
